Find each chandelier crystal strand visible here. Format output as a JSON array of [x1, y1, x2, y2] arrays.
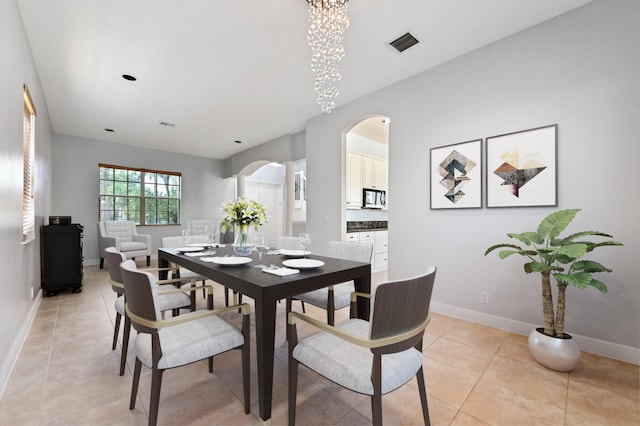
[[307, 0, 350, 113]]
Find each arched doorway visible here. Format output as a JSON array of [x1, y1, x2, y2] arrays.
[[344, 115, 390, 273]]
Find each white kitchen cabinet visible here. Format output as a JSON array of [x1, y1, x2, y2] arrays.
[[361, 155, 387, 191], [373, 231, 388, 271], [345, 232, 360, 242], [373, 158, 387, 191], [346, 151, 388, 208], [346, 152, 363, 208], [344, 229, 387, 272]]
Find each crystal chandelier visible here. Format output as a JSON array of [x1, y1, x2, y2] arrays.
[[306, 0, 350, 113]]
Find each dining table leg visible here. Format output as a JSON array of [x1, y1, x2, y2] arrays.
[[354, 273, 372, 320], [254, 296, 278, 424], [158, 256, 170, 280]]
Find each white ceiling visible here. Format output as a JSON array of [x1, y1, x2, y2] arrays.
[[17, 0, 593, 160]]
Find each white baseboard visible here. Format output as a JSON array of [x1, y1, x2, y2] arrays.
[[431, 301, 640, 366], [0, 290, 42, 399]]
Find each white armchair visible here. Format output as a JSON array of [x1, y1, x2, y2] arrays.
[[98, 221, 151, 269]]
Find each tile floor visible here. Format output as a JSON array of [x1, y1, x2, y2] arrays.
[[1, 262, 638, 425]]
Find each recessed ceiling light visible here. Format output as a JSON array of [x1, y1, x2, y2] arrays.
[[104, 128, 114, 132], [122, 74, 137, 81], [234, 140, 242, 144]]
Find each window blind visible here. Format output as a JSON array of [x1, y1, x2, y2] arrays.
[[23, 85, 36, 242]]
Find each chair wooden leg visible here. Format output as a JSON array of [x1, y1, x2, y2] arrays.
[[371, 354, 383, 426], [300, 300, 306, 313], [327, 288, 335, 326], [208, 356, 214, 373], [120, 316, 131, 376], [146, 255, 151, 266], [149, 368, 164, 426], [100, 257, 104, 269], [130, 358, 142, 409], [242, 313, 251, 414], [285, 298, 293, 341], [112, 311, 121, 350], [416, 367, 431, 426], [224, 287, 229, 306], [201, 280, 206, 299], [288, 323, 299, 426], [190, 281, 197, 311]]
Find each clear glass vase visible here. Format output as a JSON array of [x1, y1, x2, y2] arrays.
[[232, 225, 254, 256]]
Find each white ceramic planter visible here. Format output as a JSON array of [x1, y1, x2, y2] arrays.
[[528, 327, 581, 372]]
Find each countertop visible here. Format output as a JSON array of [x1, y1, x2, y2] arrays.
[[346, 221, 388, 233]]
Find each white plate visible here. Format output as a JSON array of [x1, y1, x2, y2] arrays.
[[176, 246, 205, 252], [187, 243, 209, 247], [282, 259, 325, 269], [209, 257, 252, 266], [279, 249, 312, 258]]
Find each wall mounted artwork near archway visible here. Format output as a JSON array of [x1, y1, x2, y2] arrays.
[[486, 124, 557, 208], [430, 139, 482, 209]]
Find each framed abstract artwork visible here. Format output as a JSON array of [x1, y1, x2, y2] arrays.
[[486, 124, 557, 208], [430, 139, 482, 209]]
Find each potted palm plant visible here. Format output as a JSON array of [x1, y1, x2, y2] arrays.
[[485, 208, 622, 371]]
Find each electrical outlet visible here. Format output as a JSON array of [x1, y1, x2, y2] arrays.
[[480, 291, 489, 304]]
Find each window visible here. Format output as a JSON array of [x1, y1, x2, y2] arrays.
[[23, 85, 36, 242], [99, 164, 181, 225]]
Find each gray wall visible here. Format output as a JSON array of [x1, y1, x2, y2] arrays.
[[224, 132, 305, 177], [306, 0, 639, 352], [51, 134, 235, 263], [0, 0, 54, 392]]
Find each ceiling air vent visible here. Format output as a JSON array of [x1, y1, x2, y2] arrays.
[[389, 32, 419, 53]]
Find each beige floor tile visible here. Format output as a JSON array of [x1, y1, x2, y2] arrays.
[[481, 356, 568, 408], [569, 351, 640, 399], [443, 320, 510, 354], [424, 337, 495, 376], [565, 379, 640, 425], [425, 312, 460, 337], [461, 380, 566, 425], [422, 356, 479, 408], [265, 374, 353, 425], [336, 409, 372, 426], [1, 264, 638, 426], [450, 411, 491, 425], [352, 382, 420, 425]]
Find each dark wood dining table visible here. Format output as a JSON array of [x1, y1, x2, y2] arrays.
[[157, 246, 371, 425]]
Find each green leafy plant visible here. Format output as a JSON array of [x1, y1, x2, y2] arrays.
[[485, 209, 622, 338]]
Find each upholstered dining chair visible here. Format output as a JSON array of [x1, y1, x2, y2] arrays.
[[161, 235, 241, 306], [98, 221, 151, 269], [286, 240, 373, 326], [187, 219, 218, 237], [288, 266, 437, 426], [120, 259, 251, 426], [275, 235, 304, 250], [104, 247, 197, 376]]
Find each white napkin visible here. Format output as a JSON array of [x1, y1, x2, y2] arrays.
[[185, 251, 215, 257], [200, 257, 218, 263], [263, 267, 300, 276]]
